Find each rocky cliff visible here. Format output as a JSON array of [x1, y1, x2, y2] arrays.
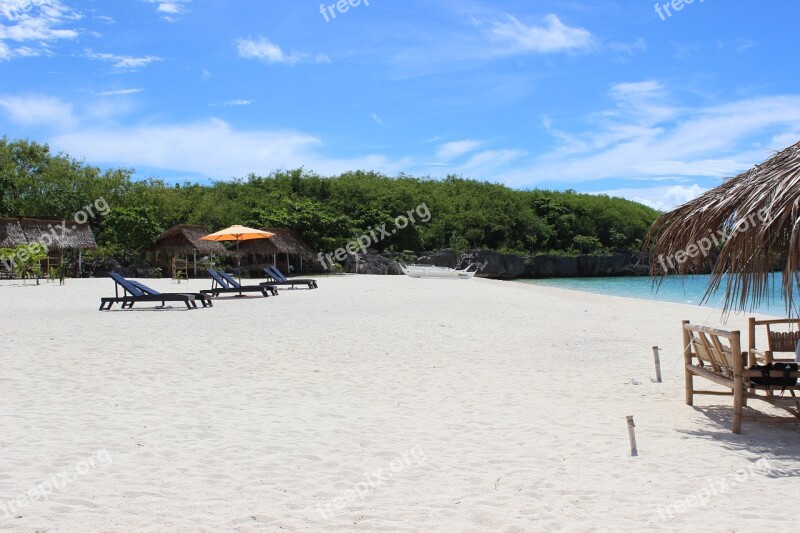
[[334, 248, 652, 279]]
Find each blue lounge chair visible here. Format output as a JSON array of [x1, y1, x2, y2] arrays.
[[126, 279, 214, 307], [261, 266, 318, 289], [100, 272, 212, 310], [201, 269, 277, 297]]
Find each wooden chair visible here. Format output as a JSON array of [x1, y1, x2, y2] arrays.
[[748, 317, 800, 364], [683, 320, 800, 433]]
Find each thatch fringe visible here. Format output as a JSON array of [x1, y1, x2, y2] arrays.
[[645, 140, 800, 316], [153, 225, 228, 256], [0, 217, 97, 250], [238, 228, 315, 256]]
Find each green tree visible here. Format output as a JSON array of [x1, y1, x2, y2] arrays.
[[1, 243, 48, 284], [572, 235, 603, 254], [0, 136, 663, 263], [99, 207, 163, 256]]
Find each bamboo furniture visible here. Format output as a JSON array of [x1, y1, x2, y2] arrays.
[[748, 317, 800, 364], [171, 256, 189, 282], [683, 320, 800, 433]]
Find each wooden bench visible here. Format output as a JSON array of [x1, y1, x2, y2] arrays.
[[748, 317, 800, 364], [683, 320, 800, 433]]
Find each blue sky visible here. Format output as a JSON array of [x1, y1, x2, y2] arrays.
[[1, 0, 799, 210]]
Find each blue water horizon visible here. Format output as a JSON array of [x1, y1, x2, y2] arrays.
[[516, 274, 798, 317]]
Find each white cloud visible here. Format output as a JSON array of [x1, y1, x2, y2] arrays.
[[0, 18, 77, 41], [488, 14, 594, 55], [0, 94, 75, 128], [436, 139, 483, 161], [387, 12, 596, 77], [237, 37, 300, 65], [237, 37, 328, 65], [767, 131, 800, 149], [717, 38, 757, 53], [51, 119, 313, 177], [461, 149, 527, 170], [610, 80, 662, 98], [94, 88, 143, 96], [371, 113, 384, 127], [0, 92, 138, 131], [0, 0, 78, 60], [607, 38, 647, 56], [594, 184, 707, 211], [48, 118, 412, 179], [157, 3, 184, 15], [426, 141, 527, 176], [142, 0, 191, 20], [219, 99, 253, 106], [84, 48, 163, 70], [497, 87, 800, 192]]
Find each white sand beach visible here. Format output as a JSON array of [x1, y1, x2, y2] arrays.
[[1, 275, 798, 532]]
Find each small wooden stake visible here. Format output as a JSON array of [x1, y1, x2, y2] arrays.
[[652, 345, 662, 383], [626, 416, 638, 457]]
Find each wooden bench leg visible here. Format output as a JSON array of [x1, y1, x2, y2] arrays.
[[683, 321, 694, 405], [733, 375, 744, 434]]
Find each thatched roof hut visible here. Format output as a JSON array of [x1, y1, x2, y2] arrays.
[[645, 139, 800, 314], [0, 217, 97, 250], [238, 228, 315, 256], [236, 227, 318, 274], [153, 225, 228, 256]]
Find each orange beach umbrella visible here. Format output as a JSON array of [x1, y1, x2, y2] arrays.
[[200, 225, 275, 288]]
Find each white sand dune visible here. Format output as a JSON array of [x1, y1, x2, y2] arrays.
[[0, 275, 798, 531]]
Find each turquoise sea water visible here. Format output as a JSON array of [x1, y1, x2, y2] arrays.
[[516, 274, 798, 316]]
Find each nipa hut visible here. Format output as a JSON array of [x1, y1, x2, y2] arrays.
[[152, 224, 228, 278], [238, 228, 317, 275], [0, 217, 97, 277]]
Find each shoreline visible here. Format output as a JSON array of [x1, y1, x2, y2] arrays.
[[515, 276, 793, 319]]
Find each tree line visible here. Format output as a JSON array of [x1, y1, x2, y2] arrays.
[[0, 137, 660, 261]]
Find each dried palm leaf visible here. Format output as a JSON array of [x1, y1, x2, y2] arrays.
[[644, 140, 800, 316]]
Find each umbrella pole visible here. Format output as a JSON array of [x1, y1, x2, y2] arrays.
[[237, 239, 243, 297]]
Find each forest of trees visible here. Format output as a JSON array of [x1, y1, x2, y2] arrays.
[[0, 137, 660, 261]]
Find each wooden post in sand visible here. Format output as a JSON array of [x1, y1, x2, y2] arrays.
[[626, 416, 638, 457], [683, 320, 694, 406], [652, 346, 662, 383]]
